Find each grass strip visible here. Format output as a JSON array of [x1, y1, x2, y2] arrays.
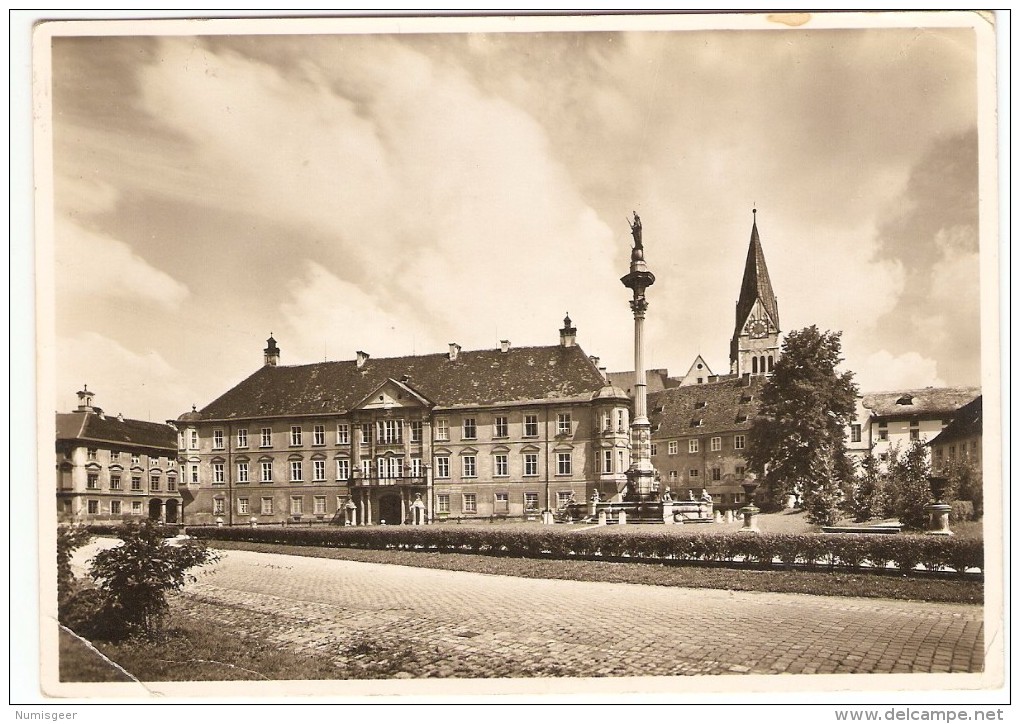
[[207, 539, 982, 605]]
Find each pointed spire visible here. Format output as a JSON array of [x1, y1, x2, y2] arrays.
[[734, 208, 779, 336]]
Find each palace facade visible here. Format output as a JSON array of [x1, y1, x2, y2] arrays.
[[56, 387, 182, 524], [175, 320, 633, 526]]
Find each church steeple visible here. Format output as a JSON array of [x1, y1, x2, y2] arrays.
[[730, 209, 781, 376]]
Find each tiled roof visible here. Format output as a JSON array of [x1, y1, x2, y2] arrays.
[[197, 345, 606, 420], [648, 376, 766, 438], [55, 412, 177, 450], [734, 220, 780, 334], [862, 387, 980, 419], [929, 395, 982, 446]]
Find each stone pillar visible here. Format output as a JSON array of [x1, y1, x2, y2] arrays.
[[926, 503, 954, 536], [400, 488, 407, 526], [359, 495, 366, 526], [617, 509, 627, 525], [598, 509, 608, 526], [366, 494, 373, 526], [714, 509, 723, 523], [160, 501, 167, 523]]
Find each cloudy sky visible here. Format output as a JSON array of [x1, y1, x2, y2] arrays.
[[43, 14, 989, 423]]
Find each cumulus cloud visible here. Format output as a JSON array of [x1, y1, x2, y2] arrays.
[[57, 332, 193, 422], [852, 349, 945, 392], [55, 218, 190, 311]]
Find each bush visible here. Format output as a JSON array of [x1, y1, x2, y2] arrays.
[[187, 525, 982, 576], [88, 520, 219, 639], [57, 524, 93, 605], [886, 440, 934, 531]]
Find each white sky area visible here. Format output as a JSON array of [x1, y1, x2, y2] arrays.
[[47, 20, 985, 423]]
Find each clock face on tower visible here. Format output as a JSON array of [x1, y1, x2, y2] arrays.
[[749, 320, 768, 338]]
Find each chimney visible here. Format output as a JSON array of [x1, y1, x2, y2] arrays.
[[500, 340, 510, 354], [264, 334, 280, 367], [356, 351, 370, 369], [599, 366, 608, 381], [448, 343, 461, 361], [117, 412, 124, 422], [560, 313, 577, 348], [75, 385, 95, 412], [589, 355, 600, 369], [400, 374, 411, 384]]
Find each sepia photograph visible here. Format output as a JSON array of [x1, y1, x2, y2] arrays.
[[19, 9, 1005, 712]]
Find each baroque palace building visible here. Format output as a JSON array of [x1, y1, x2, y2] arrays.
[[56, 386, 182, 524], [174, 319, 633, 526]]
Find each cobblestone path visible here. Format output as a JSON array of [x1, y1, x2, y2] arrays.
[[171, 548, 983, 678]]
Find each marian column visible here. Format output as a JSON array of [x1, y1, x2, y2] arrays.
[[621, 213, 657, 501]]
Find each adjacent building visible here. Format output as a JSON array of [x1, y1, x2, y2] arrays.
[[929, 394, 983, 474], [174, 319, 633, 526], [56, 387, 182, 524], [859, 387, 981, 465]]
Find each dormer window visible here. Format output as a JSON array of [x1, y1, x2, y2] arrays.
[[691, 418, 703, 428], [694, 401, 707, 409], [741, 394, 753, 404], [896, 395, 914, 406]]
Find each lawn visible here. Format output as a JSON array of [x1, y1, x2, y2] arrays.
[[59, 627, 133, 682]]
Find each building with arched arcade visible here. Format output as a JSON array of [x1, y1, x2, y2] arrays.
[[56, 387, 182, 524]]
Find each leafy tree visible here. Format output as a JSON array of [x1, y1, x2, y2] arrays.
[[842, 454, 890, 523], [943, 456, 982, 520], [886, 439, 935, 530], [747, 326, 858, 515], [88, 520, 219, 638], [57, 524, 93, 604]]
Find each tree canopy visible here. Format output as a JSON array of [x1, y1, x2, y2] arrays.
[[747, 326, 858, 520]]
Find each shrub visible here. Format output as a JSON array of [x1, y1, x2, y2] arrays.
[[57, 524, 93, 605], [88, 520, 219, 639], [886, 440, 934, 531]]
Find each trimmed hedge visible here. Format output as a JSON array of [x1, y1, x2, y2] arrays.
[[186, 525, 983, 577]]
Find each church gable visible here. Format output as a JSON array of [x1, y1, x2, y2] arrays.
[[678, 355, 714, 387]]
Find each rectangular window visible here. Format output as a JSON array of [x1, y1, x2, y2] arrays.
[[378, 420, 401, 444], [557, 413, 572, 436], [435, 418, 449, 441], [111, 450, 120, 461], [495, 492, 509, 513], [494, 416, 508, 438], [361, 460, 372, 479], [336, 459, 350, 480], [87, 500, 99, 514], [711, 437, 722, 452], [290, 496, 303, 515], [132, 453, 141, 465], [131, 476, 142, 491], [313, 424, 326, 446], [602, 449, 612, 474], [149, 455, 160, 467], [237, 428, 248, 448], [462, 418, 477, 440], [910, 428, 920, 441], [237, 462, 249, 483], [238, 498, 249, 515], [524, 414, 539, 437], [462, 455, 477, 478], [689, 439, 699, 453], [213, 430, 224, 449], [879, 429, 889, 441], [314, 496, 326, 515], [151, 474, 161, 490], [189, 432, 198, 450], [524, 453, 538, 476], [410, 420, 422, 443], [211, 464, 223, 485], [110, 475, 121, 490], [437, 494, 450, 514], [336, 423, 350, 445], [435, 456, 450, 479], [668, 440, 678, 455], [712, 467, 721, 481], [110, 500, 121, 515], [689, 469, 700, 478], [261, 461, 273, 482], [669, 470, 679, 482], [132, 500, 142, 514], [651, 443, 658, 456], [377, 456, 388, 479], [191, 465, 199, 484], [261, 428, 272, 447], [494, 454, 508, 477], [261, 497, 274, 515], [291, 426, 302, 446], [313, 460, 326, 481], [360, 423, 373, 446], [167, 477, 176, 492], [167, 458, 176, 468], [389, 457, 403, 479], [213, 498, 225, 515], [557, 452, 572, 476], [463, 493, 477, 514], [557, 491, 573, 508], [734, 435, 745, 450], [290, 461, 303, 481], [410, 457, 422, 477], [524, 492, 539, 511], [850, 424, 862, 443]]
